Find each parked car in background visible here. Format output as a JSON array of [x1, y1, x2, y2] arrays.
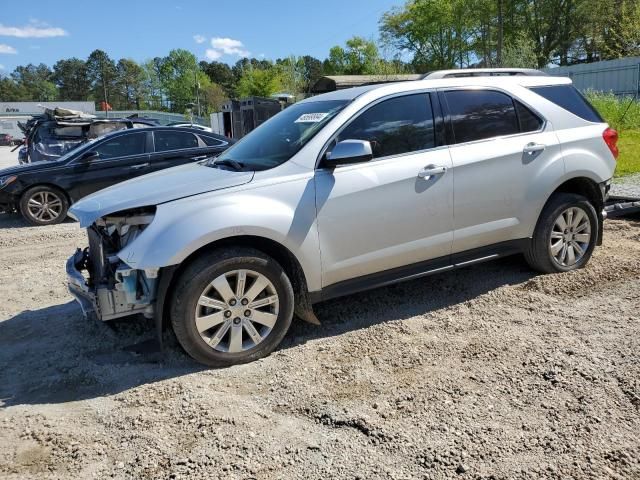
[[167, 122, 213, 133], [0, 127, 233, 225], [17, 107, 158, 164], [0, 133, 15, 146], [65, 69, 617, 367]]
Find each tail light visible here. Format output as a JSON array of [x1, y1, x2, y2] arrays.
[[603, 127, 619, 160]]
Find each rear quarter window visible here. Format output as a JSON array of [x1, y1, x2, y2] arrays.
[[200, 135, 224, 147], [529, 85, 603, 123]]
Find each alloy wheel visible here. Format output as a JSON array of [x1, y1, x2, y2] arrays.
[[27, 191, 63, 223], [549, 207, 591, 267], [195, 269, 279, 353]]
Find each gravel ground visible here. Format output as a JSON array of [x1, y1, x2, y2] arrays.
[[611, 174, 640, 199], [1, 145, 639, 479], [0, 208, 639, 480]]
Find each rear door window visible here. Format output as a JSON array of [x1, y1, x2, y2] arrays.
[[529, 85, 603, 122], [444, 90, 519, 144], [154, 131, 200, 152], [93, 132, 147, 159], [337, 93, 435, 159]]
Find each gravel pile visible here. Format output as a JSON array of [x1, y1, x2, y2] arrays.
[[0, 212, 638, 479]]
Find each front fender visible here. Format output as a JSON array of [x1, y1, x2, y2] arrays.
[[117, 175, 323, 292]]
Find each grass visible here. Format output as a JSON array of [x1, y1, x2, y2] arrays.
[[584, 91, 640, 177], [615, 129, 640, 178]]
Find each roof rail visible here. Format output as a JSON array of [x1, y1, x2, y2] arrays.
[[422, 68, 547, 79]]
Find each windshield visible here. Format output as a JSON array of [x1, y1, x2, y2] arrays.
[[211, 100, 348, 170]]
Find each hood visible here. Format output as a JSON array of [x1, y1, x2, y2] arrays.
[[0, 159, 66, 176], [70, 162, 254, 227]]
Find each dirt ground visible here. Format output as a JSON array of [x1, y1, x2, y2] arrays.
[[0, 146, 639, 479], [0, 210, 637, 480]]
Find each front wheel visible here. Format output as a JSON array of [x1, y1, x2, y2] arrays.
[[525, 193, 598, 273], [170, 248, 295, 367], [19, 185, 69, 226]]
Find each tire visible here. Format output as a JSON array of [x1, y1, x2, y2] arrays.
[[525, 193, 598, 274], [170, 247, 295, 367], [19, 185, 69, 226]]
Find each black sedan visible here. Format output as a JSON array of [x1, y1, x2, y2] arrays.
[[0, 127, 233, 225]]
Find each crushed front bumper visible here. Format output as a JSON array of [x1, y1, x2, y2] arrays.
[[67, 248, 98, 320], [67, 248, 157, 322]]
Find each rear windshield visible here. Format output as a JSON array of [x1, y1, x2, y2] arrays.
[[529, 85, 603, 123]]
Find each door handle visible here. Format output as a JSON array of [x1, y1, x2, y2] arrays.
[[418, 165, 447, 179], [523, 142, 546, 155], [130, 163, 150, 170]]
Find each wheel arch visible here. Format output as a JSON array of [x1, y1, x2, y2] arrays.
[[156, 235, 317, 333], [540, 176, 604, 245]]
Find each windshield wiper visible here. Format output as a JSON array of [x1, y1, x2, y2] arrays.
[[211, 158, 245, 171]]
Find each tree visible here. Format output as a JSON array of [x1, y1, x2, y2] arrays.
[[0, 75, 28, 101], [276, 56, 306, 97], [115, 59, 146, 109], [201, 82, 228, 113], [298, 55, 324, 93], [236, 67, 282, 98], [86, 49, 118, 109], [11, 63, 56, 101], [142, 58, 165, 110], [324, 37, 380, 75], [199, 60, 235, 96], [52, 58, 90, 100], [158, 49, 208, 113], [501, 34, 538, 67], [380, 0, 475, 71]]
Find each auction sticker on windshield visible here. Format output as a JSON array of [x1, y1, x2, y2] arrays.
[[294, 113, 329, 123]]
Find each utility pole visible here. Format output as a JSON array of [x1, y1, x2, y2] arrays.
[[102, 57, 109, 118], [497, 0, 504, 66], [194, 68, 201, 118]]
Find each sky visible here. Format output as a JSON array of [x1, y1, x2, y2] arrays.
[[0, 0, 405, 73]]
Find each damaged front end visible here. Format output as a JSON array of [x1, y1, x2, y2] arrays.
[[67, 207, 158, 321]]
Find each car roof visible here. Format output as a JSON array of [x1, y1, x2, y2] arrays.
[[94, 125, 230, 142], [298, 74, 573, 104]]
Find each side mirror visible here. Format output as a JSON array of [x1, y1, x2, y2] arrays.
[[80, 150, 99, 162], [324, 139, 373, 167]]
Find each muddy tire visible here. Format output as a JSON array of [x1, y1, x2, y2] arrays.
[[170, 247, 295, 367], [525, 193, 598, 274]]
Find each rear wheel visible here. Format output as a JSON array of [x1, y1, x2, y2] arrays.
[[19, 185, 69, 226], [170, 248, 294, 367], [525, 193, 598, 273]]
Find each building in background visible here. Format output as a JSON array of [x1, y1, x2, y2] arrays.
[[0, 102, 96, 141]]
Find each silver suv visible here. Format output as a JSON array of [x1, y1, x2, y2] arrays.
[[67, 69, 618, 367]]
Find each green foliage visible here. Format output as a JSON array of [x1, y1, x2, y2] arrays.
[[615, 130, 640, 177], [86, 49, 118, 107], [52, 58, 90, 101], [584, 91, 640, 177], [324, 37, 381, 75], [236, 67, 282, 98], [381, 0, 640, 69], [157, 49, 209, 113], [380, 0, 474, 70], [115, 59, 146, 109], [584, 91, 640, 131], [10, 64, 56, 101], [500, 34, 538, 68], [201, 82, 228, 113]]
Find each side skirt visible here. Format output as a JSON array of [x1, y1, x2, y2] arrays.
[[310, 239, 530, 304]]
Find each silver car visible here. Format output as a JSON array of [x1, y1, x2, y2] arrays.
[[67, 69, 618, 367]]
